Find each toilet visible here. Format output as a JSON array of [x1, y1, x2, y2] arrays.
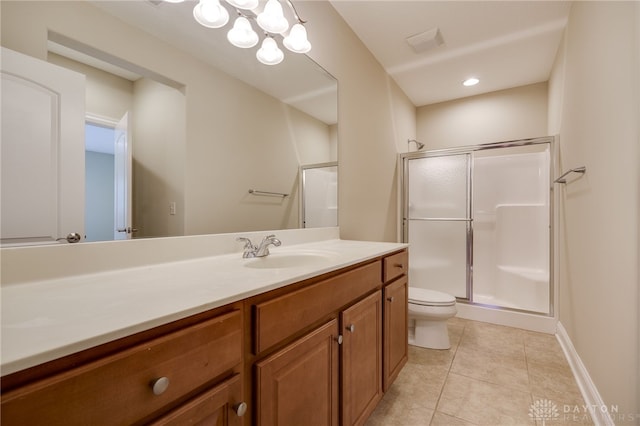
[[408, 287, 457, 350]]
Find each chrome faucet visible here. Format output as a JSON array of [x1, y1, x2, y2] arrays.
[[236, 234, 281, 258], [236, 237, 257, 258], [255, 234, 281, 257]]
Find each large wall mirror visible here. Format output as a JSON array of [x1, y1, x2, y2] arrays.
[[0, 0, 337, 245]]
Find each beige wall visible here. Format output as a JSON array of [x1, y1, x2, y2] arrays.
[[49, 53, 134, 120], [298, 2, 416, 242], [132, 78, 186, 238], [47, 55, 187, 239], [416, 82, 548, 150], [1, 0, 332, 236], [549, 1, 639, 419]]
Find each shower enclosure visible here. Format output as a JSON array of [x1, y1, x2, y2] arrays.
[[401, 137, 553, 318], [300, 162, 338, 228]]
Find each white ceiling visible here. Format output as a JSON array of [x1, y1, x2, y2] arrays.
[[330, 0, 572, 106], [79, 0, 572, 121]]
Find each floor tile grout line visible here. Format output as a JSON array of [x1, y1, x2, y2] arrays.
[[368, 318, 592, 426], [428, 321, 482, 426]]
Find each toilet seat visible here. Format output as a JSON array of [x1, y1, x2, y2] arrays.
[[408, 287, 456, 307]]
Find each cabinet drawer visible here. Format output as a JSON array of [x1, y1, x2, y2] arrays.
[[151, 373, 244, 426], [254, 261, 382, 354], [1, 310, 242, 426], [383, 250, 407, 282]]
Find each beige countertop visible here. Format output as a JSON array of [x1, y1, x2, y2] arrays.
[[1, 239, 407, 376]]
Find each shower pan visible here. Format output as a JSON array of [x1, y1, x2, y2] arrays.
[[401, 137, 555, 328]]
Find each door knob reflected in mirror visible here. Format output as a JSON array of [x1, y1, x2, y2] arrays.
[[56, 233, 82, 243]]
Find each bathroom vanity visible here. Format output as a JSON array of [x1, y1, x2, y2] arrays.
[[0, 236, 408, 425]]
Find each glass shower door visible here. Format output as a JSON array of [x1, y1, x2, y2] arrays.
[[405, 154, 471, 299]]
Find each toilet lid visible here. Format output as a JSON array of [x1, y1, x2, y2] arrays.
[[408, 287, 456, 306]]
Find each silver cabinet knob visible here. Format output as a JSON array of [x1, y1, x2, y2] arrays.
[[346, 324, 355, 333], [234, 402, 248, 417], [150, 377, 170, 395], [335, 335, 343, 344], [387, 296, 395, 302]]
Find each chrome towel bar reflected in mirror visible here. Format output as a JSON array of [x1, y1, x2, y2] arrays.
[[248, 189, 289, 197]]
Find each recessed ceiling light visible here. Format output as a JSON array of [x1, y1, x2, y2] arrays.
[[463, 77, 479, 87]]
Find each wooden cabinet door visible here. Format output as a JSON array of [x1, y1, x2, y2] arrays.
[[255, 320, 339, 426], [341, 291, 382, 426], [383, 275, 408, 391], [150, 374, 245, 426]]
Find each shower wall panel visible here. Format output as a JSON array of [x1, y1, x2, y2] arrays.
[[472, 148, 550, 313]]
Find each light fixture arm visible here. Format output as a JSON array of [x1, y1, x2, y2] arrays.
[[283, 0, 306, 24]]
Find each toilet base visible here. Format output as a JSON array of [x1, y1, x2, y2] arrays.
[[409, 318, 451, 350]]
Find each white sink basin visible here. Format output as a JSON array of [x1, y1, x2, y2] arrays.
[[244, 252, 336, 269]]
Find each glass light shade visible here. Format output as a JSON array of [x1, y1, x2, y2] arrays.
[[225, 0, 259, 10], [227, 17, 259, 48], [256, 37, 284, 65], [256, 0, 289, 34], [283, 23, 311, 53], [193, 0, 229, 29]]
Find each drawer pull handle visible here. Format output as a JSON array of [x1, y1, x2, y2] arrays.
[[346, 324, 355, 333], [150, 377, 170, 395], [335, 335, 343, 345], [234, 402, 248, 417], [393, 263, 404, 269], [387, 296, 395, 302]]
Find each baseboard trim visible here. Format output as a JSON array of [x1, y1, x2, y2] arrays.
[[556, 322, 614, 426]]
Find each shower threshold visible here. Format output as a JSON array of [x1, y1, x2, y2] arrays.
[[455, 301, 556, 333]]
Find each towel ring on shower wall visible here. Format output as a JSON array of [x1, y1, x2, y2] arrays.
[[554, 166, 586, 184]]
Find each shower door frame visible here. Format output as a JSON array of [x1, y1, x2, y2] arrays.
[[400, 136, 556, 316]]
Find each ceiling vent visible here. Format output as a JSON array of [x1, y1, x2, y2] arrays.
[[406, 27, 444, 54]]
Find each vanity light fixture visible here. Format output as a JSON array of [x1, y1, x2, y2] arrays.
[[256, 37, 284, 65], [165, 0, 311, 65], [227, 16, 259, 48], [463, 77, 480, 87], [193, 0, 229, 28]]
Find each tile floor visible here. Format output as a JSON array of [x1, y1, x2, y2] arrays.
[[366, 317, 593, 426]]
